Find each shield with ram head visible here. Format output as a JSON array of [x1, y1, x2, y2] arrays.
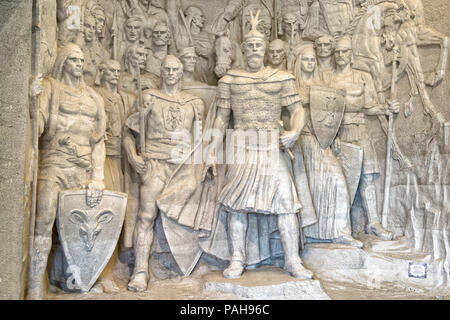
[[57, 190, 127, 292]]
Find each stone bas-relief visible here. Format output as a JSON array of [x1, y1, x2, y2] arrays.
[[19, 0, 449, 300]]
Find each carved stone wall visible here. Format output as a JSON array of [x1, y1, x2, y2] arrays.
[[0, 0, 33, 300]]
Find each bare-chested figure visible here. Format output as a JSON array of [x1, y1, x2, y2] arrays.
[[27, 43, 106, 300]]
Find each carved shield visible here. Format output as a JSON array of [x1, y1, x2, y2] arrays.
[[310, 86, 346, 149], [336, 142, 363, 204], [57, 190, 127, 292]]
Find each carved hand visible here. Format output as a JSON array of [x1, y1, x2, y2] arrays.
[[386, 99, 401, 115], [86, 180, 105, 208], [131, 155, 148, 176], [280, 130, 299, 150], [29, 73, 43, 98]]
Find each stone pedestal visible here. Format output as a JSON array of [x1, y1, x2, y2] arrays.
[[203, 266, 330, 300]]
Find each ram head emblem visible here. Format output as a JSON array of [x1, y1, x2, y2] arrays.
[[69, 209, 114, 252]]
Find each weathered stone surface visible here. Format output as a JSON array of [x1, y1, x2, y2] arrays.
[[302, 237, 450, 290], [203, 267, 330, 300], [0, 0, 33, 300]]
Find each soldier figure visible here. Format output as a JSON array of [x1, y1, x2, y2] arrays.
[[314, 34, 335, 85], [95, 59, 136, 192], [331, 36, 400, 240], [145, 22, 171, 78], [120, 43, 160, 94], [124, 55, 205, 292], [267, 39, 288, 71], [204, 12, 314, 280], [118, 16, 144, 67], [75, 13, 110, 86], [27, 43, 106, 299], [303, 0, 354, 41]]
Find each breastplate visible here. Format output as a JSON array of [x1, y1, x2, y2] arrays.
[[230, 83, 283, 130]]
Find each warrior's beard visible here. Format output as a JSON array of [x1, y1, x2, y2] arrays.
[[247, 54, 265, 70]]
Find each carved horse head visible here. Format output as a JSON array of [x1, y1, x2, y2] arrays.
[[214, 32, 245, 78], [69, 209, 113, 252]]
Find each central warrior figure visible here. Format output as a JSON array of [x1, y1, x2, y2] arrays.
[[124, 55, 205, 292], [205, 11, 314, 280]]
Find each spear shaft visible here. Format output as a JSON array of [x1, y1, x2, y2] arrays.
[[381, 49, 398, 228]]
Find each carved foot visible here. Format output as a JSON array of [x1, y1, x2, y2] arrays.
[[333, 235, 363, 248], [127, 271, 148, 292], [223, 260, 245, 279], [95, 279, 121, 294], [284, 261, 314, 279], [367, 223, 393, 241], [26, 287, 44, 300]]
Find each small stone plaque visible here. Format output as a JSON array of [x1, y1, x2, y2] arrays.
[[408, 262, 427, 279]]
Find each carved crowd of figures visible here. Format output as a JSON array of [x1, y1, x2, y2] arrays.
[[27, 0, 448, 299]]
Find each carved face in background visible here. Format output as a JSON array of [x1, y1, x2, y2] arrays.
[[128, 45, 147, 70], [126, 19, 143, 42], [315, 36, 335, 58], [94, 13, 105, 36], [268, 40, 286, 66], [152, 24, 170, 46], [161, 56, 183, 87], [301, 49, 316, 73], [282, 13, 299, 36], [83, 15, 96, 43], [180, 53, 198, 73], [101, 61, 121, 85], [186, 6, 205, 29], [244, 37, 266, 71], [335, 47, 352, 67], [63, 50, 84, 78]]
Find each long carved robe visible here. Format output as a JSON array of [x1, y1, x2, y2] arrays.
[[293, 77, 352, 240]]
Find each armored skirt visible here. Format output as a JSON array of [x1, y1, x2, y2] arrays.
[[219, 130, 302, 216]]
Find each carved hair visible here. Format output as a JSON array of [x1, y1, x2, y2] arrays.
[[124, 43, 146, 71], [314, 34, 335, 49], [126, 15, 143, 27], [293, 45, 320, 102], [52, 43, 85, 84], [185, 5, 205, 30]]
